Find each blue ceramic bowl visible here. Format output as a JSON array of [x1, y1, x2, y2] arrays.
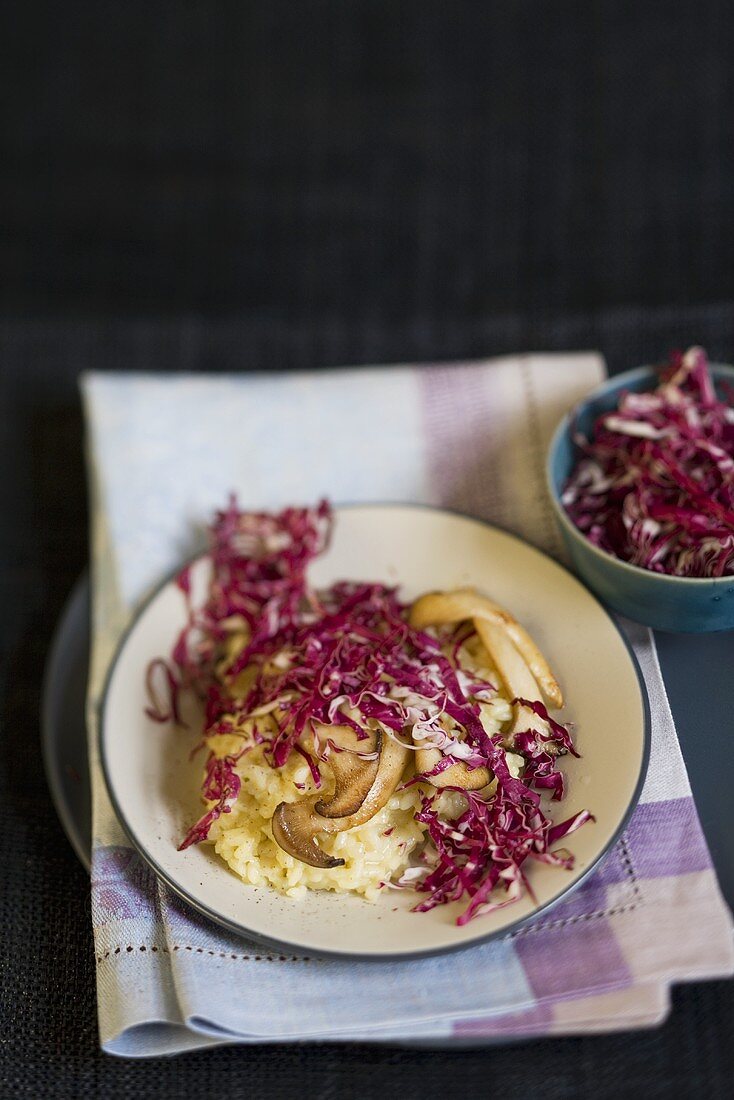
[[546, 363, 734, 633]]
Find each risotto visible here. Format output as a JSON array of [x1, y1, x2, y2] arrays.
[[208, 742, 425, 900], [203, 687, 515, 902]]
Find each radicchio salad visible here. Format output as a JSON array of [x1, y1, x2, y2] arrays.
[[146, 500, 591, 926], [563, 346, 734, 577]]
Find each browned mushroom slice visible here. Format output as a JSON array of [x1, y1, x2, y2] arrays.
[[482, 614, 563, 709], [314, 725, 382, 818], [409, 587, 563, 708], [414, 746, 490, 789], [271, 800, 345, 869], [331, 734, 409, 827], [472, 620, 547, 740], [271, 736, 410, 866], [409, 588, 562, 745], [473, 620, 560, 743]]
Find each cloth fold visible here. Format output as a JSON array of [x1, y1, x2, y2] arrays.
[[82, 354, 733, 1057]]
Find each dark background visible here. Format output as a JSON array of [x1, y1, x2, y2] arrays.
[[1, 2, 733, 1097]]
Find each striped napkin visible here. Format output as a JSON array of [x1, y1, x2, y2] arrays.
[[82, 355, 733, 1057]]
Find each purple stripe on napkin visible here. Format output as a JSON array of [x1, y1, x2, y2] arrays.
[[515, 916, 633, 1000], [595, 798, 712, 885], [91, 845, 158, 924], [420, 365, 505, 523]]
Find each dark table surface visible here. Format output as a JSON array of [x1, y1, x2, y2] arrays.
[[1, 3, 733, 1098]]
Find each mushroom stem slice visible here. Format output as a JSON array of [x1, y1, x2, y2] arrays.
[[407, 594, 563, 704], [271, 801, 345, 869], [488, 615, 563, 709], [415, 747, 490, 790], [314, 727, 382, 818], [409, 587, 563, 745], [466, 620, 548, 742], [473, 618, 540, 704], [408, 589, 471, 631], [409, 588, 563, 707]]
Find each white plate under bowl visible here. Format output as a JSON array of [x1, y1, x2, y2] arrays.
[[101, 504, 649, 959]]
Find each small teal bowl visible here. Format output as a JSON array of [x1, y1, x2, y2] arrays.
[[547, 363, 734, 633]]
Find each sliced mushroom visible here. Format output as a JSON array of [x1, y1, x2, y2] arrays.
[[414, 747, 490, 789], [313, 723, 381, 818], [409, 588, 562, 706], [335, 734, 410, 826], [409, 588, 562, 743], [271, 735, 410, 867], [496, 616, 562, 709], [271, 799, 346, 868], [472, 620, 548, 740], [473, 619, 541, 701]]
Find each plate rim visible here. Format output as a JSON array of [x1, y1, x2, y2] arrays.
[[41, 573, 93, 872], [98, 501, 652, 961]]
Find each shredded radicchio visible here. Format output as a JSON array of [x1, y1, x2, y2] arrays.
[[413, 791, 592, 925], [563, 346, 734, 577], [147, 496, 590, 923], [178, 752, 244, 849]]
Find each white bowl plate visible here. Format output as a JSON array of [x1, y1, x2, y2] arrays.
[[101, 504, 649, 958]]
